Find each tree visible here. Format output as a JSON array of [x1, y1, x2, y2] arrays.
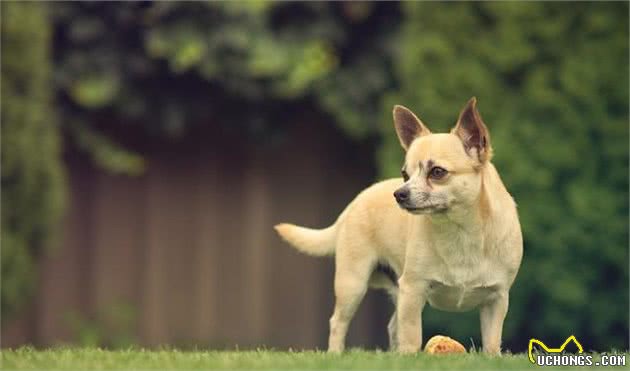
[[51, 1, 398, 172], [1, 2, 65, 318]]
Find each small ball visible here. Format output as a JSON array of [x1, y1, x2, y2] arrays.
[[424, 335, 466, 354]]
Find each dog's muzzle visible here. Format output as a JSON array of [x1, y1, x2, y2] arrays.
[[394, 188, 447, 214]]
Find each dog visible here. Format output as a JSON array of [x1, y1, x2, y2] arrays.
[[275, 98, 523, 354]]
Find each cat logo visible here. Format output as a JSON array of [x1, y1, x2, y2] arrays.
[[528, 335, 584, 364]]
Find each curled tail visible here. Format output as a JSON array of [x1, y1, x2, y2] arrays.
[[274, 223, 337, 256]]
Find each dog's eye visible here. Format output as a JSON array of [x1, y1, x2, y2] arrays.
[[401, 169, 409, 182], [429, 167, 448, 180]]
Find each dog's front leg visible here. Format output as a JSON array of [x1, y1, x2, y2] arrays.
[[396, 276, 428, 353], [480, 291, 509, 355]]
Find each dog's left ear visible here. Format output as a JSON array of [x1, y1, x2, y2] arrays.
[[452, 97, 492, 163]]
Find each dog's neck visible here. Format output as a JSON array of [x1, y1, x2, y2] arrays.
[[426, 205, 484, 236]]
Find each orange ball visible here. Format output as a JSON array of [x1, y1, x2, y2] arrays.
[[424, 335, 466, 354]]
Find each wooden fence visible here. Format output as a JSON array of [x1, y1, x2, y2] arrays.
[[2, 118, 395, 349]]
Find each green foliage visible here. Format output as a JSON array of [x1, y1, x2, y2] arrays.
[[382, 2, 629, 351], [1, 2, 65, 318], [68, 123, 144, 176], [65, 302, 137, 348], [52, 2, 397, 143]]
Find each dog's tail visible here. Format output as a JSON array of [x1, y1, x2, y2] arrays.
[[274, 223, 337, 257]]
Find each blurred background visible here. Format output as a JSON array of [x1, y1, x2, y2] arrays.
[[1, 1, 628, 352]]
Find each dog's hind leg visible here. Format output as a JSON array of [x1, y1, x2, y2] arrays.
[[369, 269, 399, 351], [386, 285, 399, 351], [328, 237, 376, 353], [387, 311, 398, 351]]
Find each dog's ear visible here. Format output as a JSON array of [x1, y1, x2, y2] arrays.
[[393, 105, 431, 151], [452, 97, 492, 162]]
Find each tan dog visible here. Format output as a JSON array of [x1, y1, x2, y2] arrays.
[[275, 98, 522, 354]]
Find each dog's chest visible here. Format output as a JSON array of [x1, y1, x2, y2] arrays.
[[422, 231, 502, 311]]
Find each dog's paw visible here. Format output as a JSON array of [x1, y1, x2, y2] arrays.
[[424, 335, 466, 354], [397, 345, 419, 354]]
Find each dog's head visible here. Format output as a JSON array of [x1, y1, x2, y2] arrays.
[[392, 97, 492, 215]]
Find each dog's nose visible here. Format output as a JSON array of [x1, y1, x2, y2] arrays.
[[394, 188, 409, 203]]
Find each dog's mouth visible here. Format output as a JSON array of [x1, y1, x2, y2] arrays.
[[400, 204, 447, 215]]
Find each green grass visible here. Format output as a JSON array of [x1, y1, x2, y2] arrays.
[[1, 348, 625, 370]]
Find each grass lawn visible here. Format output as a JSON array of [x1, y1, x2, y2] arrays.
[[2, 348, 625, 370]]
